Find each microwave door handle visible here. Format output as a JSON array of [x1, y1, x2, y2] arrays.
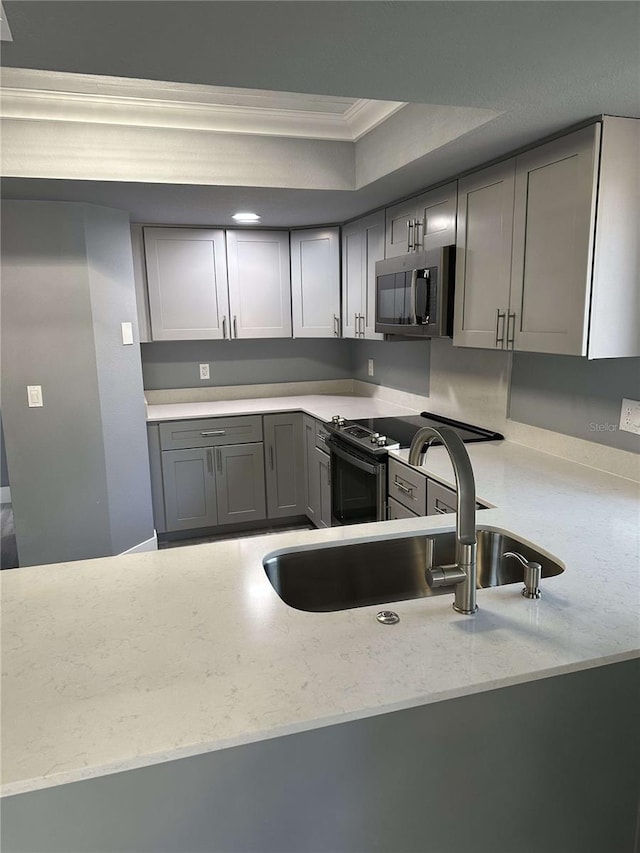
[[410, 268, 418, 325], [424, 269, 431, 325]]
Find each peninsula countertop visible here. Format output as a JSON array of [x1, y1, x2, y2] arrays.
[[2, 434, 639, 797]]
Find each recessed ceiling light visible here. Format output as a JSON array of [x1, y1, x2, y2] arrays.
[[232, 212, 261, 223]]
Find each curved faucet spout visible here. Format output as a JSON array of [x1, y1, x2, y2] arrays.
[[407, 425, 478, 614]]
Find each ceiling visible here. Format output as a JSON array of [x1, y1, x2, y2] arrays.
[[1, 1, 639, 227]]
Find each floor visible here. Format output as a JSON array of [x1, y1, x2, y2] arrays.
[[159, 520, 315, 549], [0, 505, 313, 567], [1, 503, 19, 569]]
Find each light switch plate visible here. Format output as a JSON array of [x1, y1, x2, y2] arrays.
[[27, 385, 43, 407], [619, 398, 640, 435], [368, 359, 374, 377], [121, 322, 134, 345]]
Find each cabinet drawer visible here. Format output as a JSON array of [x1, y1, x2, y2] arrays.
[[387, 496, 420, 520], [388, 458, 427, 514], [426, 479, 457, 516], [159, 416, 263, 450], [315, 420, 331, 452]]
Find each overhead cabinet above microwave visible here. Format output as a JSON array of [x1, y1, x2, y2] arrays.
[[143, 228, 292, 340], [453, 116, 640, 358], [384, 181, 457, 258]]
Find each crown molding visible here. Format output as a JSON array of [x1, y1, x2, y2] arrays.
[[0, 68, 406, 141]]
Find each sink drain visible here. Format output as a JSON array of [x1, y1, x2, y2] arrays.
[[376, 610, 400, 625]]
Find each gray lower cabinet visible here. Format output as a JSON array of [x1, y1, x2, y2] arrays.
[[264, 413, 305, 519], [316, 446, 332, 528], [387, 495, 419, 520], [303, 414, 331, 528], [162, 447, 219, 531], [216, 443, 267, 525]]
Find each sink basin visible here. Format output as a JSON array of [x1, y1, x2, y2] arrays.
[[263, 528, 564, 612]]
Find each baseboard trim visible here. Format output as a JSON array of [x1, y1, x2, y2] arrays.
[[0, 486, 11, 504], [119, 532, 158, 556]]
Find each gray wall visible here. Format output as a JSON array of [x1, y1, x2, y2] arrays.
[[509, 353, 640, 453], [141, 338, 431, 397], [351, 338, 430, 396], [2, 659, 638, 853], [0, 201, 154, 566]]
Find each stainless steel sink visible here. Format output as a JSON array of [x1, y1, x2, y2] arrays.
[[263, 528, 564, 612]]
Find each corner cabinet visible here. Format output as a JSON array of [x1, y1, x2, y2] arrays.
[[384, 181, 457, 259], [225, 230, 292, 339], [264, 413, 306, 518], [144, 228, 230, 341], [290, 228, 340, 338], [454, 117, 640, 358], [303, 415, 331, 528], [342, 210, 385, 340]]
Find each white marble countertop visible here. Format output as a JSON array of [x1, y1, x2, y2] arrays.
[[2, 422, 639, 797], [145, 393, 415, 423]]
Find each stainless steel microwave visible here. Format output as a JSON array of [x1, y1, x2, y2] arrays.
[[375, 245, 455, 338]]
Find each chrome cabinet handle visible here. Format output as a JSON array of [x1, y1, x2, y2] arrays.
[[495, 309, 506, 348], [206, 449, 213, 475], [506, 311, 516, 349], [413, 219, 422, 250], [333, 314, 340, 337], [233, 315, 238, 339], [394, 477, 414, 496], [434, 499, 454, 515], [201, 430, 225, 437], [269, 445, 274, 470], [407, 220, 413, 252], [359, 314, 365, 337], [222, 316, 228, 340], [216, 448, 222, 474], [354, 313, 359, 337], [317, 432, 327, 444]]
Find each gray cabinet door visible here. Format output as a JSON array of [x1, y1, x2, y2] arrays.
[[264, 413, 305, 519], [144, 228, 230, 341], [413, 181, 457, 253], [162, 448, 218, 531], [316, 448, 332, 528], [341, 219, 363, 339], [453, 160, 516, 349], [215, 442, 267, 525], [226, 230, 292, 339], [362, 210, 385, 340], [510, 124, 600, 355], [290, 228, 340, 338], [384, 197, 418, 258], [303, 415, 320, 523]]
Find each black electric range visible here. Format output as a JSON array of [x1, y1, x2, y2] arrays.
[[326, 411, 503, 457]]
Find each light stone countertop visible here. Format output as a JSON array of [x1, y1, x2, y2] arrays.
[[2, 418, 639, 797], [145, 393, 416, 423]]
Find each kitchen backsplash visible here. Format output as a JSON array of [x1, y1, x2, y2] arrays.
[[509, 353, 640, 454], [141, 338, 431, 396]]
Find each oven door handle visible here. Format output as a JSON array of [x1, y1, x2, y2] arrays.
[[326, 437, 379, 475]]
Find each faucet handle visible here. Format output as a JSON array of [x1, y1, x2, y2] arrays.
[[504, 551, 542, 599]]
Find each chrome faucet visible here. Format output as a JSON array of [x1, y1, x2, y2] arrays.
[[407, 426, 478, 614]]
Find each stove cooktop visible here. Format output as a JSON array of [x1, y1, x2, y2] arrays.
[[352, 412, 504, 449]]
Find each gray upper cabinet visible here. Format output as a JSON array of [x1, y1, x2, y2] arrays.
[[264, 413, 305, 518], [453, 160, 516, 349], [509, 124, 600, 356], [226, 230, 292, 339], [453, 117, 639, 358], [342, 211, 384, 340], [290, 228, 340, 338], [215, 442, 267, 525], [385, 181, 457, 258], [144, 228, 230, 341]]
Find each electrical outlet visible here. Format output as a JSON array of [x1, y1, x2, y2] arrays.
[[619, 398, 640, 435], [27, 385, 43, 407], [368, 359, 374, 377], [199, 363, 210, 380]]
